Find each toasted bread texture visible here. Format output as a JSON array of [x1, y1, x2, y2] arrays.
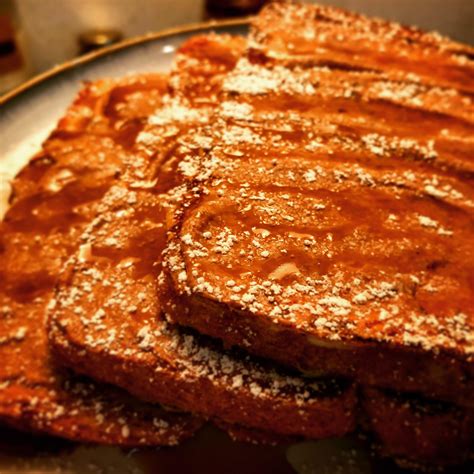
[[160, 1, 474, 407], [48, 33, 357, 440], [363, 387, 474, 467], [49, 184, 356, 439], [1, 2, 468, 466], [47, 17, 474, 467], [250, 1, 474, 93], [0, 73, 201, 445]]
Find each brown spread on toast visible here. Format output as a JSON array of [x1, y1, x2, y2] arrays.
[[161, 2, 474, 408], [3, 1, 473, 467], [48, 33, 357, 440], [0, 73, 200, 444]]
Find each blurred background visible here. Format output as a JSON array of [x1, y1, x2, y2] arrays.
[[1, 0, 473, 94]]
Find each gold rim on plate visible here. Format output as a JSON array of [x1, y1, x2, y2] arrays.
[[0, 18, 249, 107]]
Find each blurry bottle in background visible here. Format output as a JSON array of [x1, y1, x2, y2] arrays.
[[205, 0, 267, 18], [0, 0, 30, 95]]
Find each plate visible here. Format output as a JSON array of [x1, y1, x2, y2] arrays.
[[0, 20, 462, 474]]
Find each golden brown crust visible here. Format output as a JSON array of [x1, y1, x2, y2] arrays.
[[161, 269, 474, 407], [0, 72, 201, 445], [161, 1, 474, 407], [251, 2, 474, 93], [48, 32, 357, 441], [48, 186, 356, 439], [8, 2, 472, 466]]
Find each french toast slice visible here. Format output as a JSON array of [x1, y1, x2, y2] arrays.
[[48, 183, 356, 439], [0, 67, 202, 444], [46, 20, 474, 467], [48, 31, 357, 441], [250, 1, 474, 94], [160, 2, 474, 407], [362, 387, 474, 468], [47, 129, 473, 465], [42, 9, 474, 467]]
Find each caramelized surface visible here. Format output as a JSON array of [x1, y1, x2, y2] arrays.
[[250, 2, 474, 93], [161, 2, 474, 405], [49, 34, 357, 440], [5, 2, 474, 466], [0, 74, 201, 444]]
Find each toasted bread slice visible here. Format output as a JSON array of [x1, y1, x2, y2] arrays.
[[47, 25, 474, 467], [160, 2, 474, 407], [48, 30, 356, 440], [47, 154, 473, 466], [362, 387, 474, 468], [0, 66, 203, 444], [48, 183, 356, 439], [45, 11, 473, 466], [250, 1, 474, 93]]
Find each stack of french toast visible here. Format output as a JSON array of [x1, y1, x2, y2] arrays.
[[1, 2, 473, 470]]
